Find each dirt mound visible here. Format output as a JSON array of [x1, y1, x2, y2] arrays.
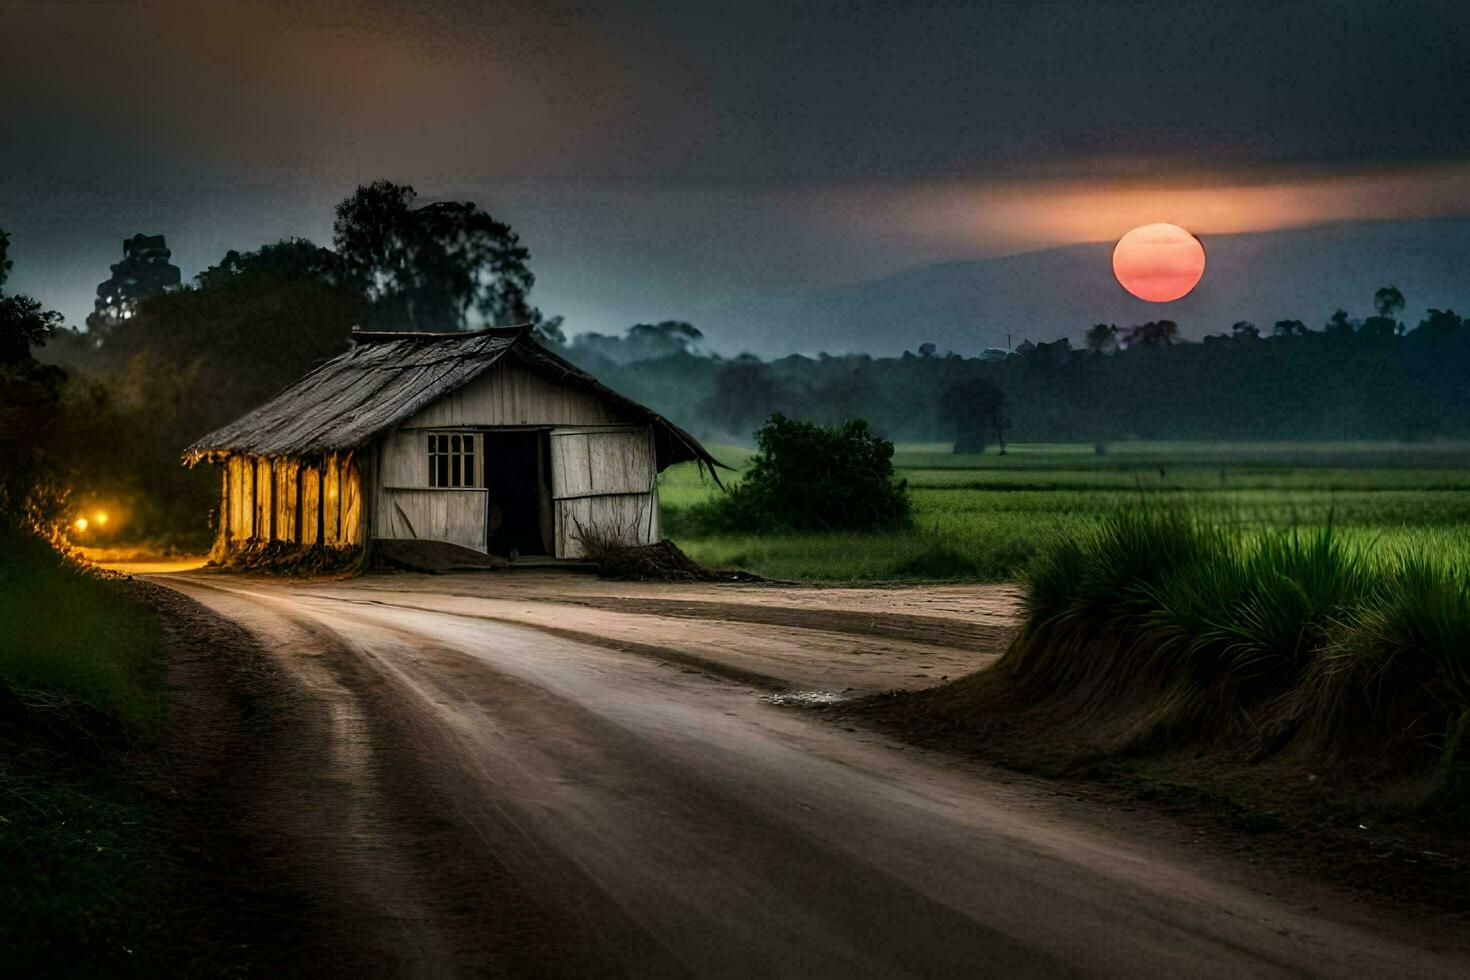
[[595, 539, 760, 582]]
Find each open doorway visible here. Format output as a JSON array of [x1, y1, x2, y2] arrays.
[[483, 430, 549, 557]]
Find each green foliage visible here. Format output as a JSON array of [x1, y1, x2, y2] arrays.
[[985, 508, 1470, 780], [334, 180, 537, 331], [1306, 555, 1470, 763], [704, 414, 911, 533]]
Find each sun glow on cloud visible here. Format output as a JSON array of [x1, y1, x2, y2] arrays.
[[850, 164, 1470, 265]]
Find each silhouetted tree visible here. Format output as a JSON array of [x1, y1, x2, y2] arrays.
[[938, 377, 1009, 454], [0, 227, 71, 524], [1374, 285, 1406, 320], [0, 226, 62, 367], [1231, 320, 1260, 340], [917, 342, 938, 358], [0, 295, 62, 367], [1273, 319, 1308, 337], [195, 238, 341, 290], [1085, 323, 1118, 354], [333, 180, 538, 332], [86, 233, 182, 333], [1417, 308, 1463, 339], [1356, 285, 1407, 339], [1123, 320, 1179, 349], [1325, 309, 1355, 335]]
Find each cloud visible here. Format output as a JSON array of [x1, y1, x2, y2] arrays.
[[3, 1, 1468, 185]]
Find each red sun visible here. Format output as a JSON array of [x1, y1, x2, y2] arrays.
[[1112, 223, 1206, 302]]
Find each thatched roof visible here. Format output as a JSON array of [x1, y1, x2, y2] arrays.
[[184, 326, 725, 479]]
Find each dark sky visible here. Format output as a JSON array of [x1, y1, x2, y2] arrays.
[[3, 0, 1467, 350]]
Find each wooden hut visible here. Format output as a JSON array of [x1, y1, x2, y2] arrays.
[[184, 327, 722, 562]]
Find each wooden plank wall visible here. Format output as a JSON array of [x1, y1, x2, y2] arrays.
[[405, 361, 628, 429], [548, 426, 658, 558], [377, 489, 485, 550], [225, 457, 244, 544], [548, 428, 652, 498], [212, 466, 230, 560], [553, 494, 659, 558], [322, 454, 341, 546], [215, 452, 361, 551], [273, 459, 299, 543], [254, 458, 273, 540], [340, 451, 364, 545], [300, 463, 322, 545]]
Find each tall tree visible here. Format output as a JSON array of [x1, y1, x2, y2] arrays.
[[85, 233, 183, 332], [1085, 323, 1118, 354], [938, 377, 1009, 454], [333, 181, 539, 333], [1374, 285, 1406, 320]]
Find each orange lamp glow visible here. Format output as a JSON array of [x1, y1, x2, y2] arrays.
[[73, 517, 89, 532], [1112, 223, 1206, 302]]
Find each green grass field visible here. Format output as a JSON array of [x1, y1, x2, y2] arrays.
[[660, 441, 1470, 581]]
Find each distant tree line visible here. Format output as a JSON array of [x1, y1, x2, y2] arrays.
[[567, 288, 1469, 450]]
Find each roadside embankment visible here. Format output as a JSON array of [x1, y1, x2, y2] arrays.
[[1, 527, 302, 974], [856, 509, 1470, 912]]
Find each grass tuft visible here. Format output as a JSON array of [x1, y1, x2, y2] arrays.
[[952, 508, 1470, 785]]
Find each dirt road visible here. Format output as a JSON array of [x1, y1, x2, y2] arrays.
[[155, 570, 1469, 977]]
